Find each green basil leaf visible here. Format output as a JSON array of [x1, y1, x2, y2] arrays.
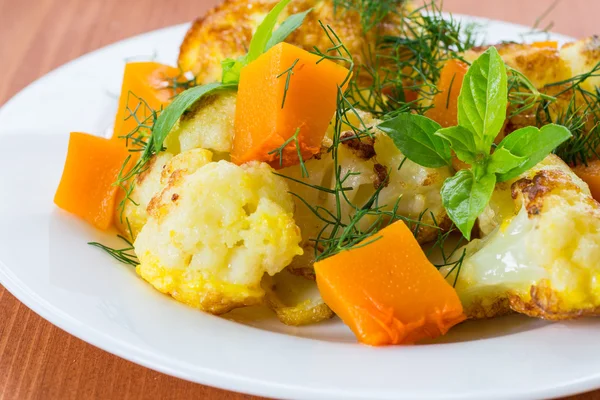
[[266, 9, 312, 51], [221, 57, 245, 84], [487, 147, 526, 175], [246, 0, 293, 63], [152, 82, 237, 153], [441, 170, 496, 240], [457, 46, 508, 151], [435, 126, 478, 164], [495, 124, 572, 182], [378, 113, 451, 168]]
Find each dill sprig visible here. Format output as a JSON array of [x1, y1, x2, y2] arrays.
[[88, 219, 139, 267], [277, 58, 300, 108], [511, 61, 600, 166], [272, 22, 444, 262], [347, 0, 479, 117], [113, 95, 163, 221], [507, 67, 556, 118], [424, 213, 467, 287], [333, 0, 404, 33], [268, 127, 309, 178], [544, 63, 600, 165]]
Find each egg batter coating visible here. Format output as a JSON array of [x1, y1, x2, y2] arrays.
[[178, 0, 406, 84], [134, 158, 303, 314], [445, 155, 600, 320]]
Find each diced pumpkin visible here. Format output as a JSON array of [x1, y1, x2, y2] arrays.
[[231, 42, 349, 168], [531, 41, 558, 49], [314, 220, 466, 346], [113, 62, 183, 145], [572, 160, 600, 201], [54, 132, 133, 230], [425, 59, 469, 128]]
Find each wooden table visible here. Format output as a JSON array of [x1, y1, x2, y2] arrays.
[[0, 0, 597, 398]]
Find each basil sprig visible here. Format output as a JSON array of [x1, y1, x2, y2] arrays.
[[378, 47, 572, 240], [221, 0, 311, 84]]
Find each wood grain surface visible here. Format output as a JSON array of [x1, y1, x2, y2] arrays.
[[0, 0, 598, 399]]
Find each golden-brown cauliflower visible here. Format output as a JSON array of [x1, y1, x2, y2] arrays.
[[118, 149, 214, 237], [444, 155, 600, 320], [118, 91, 235, 237], [134, 159, 303, 314], [464, 37, 600, 91], [463, 42, 572, 89], [281, 110, 453, 275], [118, 152, 173, 237], [263, 270, 334, 326], [463, 38, 600, 138], [560, 36, 600, 93], [178, 0, 405, 84], [164, 91, 237, 156]]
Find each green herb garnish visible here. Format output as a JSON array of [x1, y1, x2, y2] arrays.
[[221, 0, 311, 84], [379, 47, 572, 239], [347, 1, 479, 117]]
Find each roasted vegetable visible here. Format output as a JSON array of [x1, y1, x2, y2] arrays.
[[164, 91, 237, 155], [113, 62, 183, 145], [280, 109, 452, 277], [134, 157, 303, 314], [463, 38, 600, 143], [572, 160, 600, 201], [54, 132, 133, 230], [445, 154, 600, 320], [117, 152, 174, 237], [424, 59, 468, 128], [232, 42, 349, 167], [315, 220, 465, 345], [263, 270, 334, 326], [178, 0, 404, 85]]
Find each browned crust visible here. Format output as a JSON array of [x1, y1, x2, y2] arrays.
[[135, 153, 160, 184], [465, 296, 513, 320], [509, 282, 600, 320], [467, 42, 570, 89], [178, 0, 407, 84], [340, 131, 376, 160], [373, 163, 389, 189], [511, 169, 582, 217], [147, 169, 186, 219]]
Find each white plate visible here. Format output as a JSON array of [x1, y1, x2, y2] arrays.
[[0, 15, 597, 400]]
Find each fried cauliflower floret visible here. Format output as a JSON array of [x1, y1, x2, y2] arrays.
[[134, 160, 303, 314], [464, 42, 572, 89], [560, 36, 600, 93], [118, 152, 173, 237], [463, 39, 600, 137], [464, 37, 600, 91], [444, 155, 600, 320], [263, 270, 334, 326], [281, 110, 452, 276], [117, 149, 214, 237], [178, 0, 405, 84], [164, 91, 237, 155]]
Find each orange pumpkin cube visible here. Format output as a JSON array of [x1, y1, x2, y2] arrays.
[[425, 59, 469, 128], [572, 160, 600, 201], [231, 42, 349, 168], [113, 62, 183, 145], [54, 132, 132, 230], [315, 220, 466, 346]]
